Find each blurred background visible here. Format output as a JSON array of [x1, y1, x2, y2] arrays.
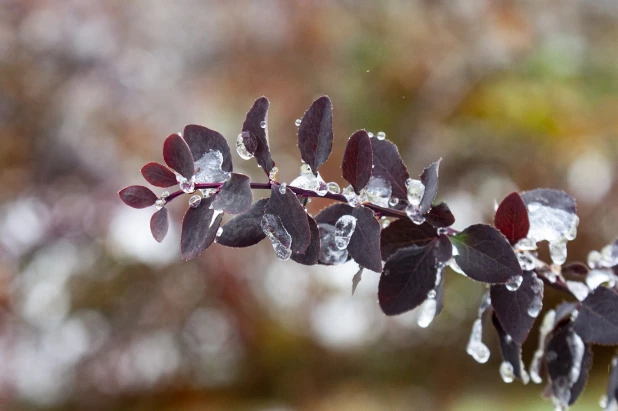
[[1, 0, 618, 409]]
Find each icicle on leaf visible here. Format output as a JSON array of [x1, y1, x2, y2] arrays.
[[492, 312, 529, 384], [264, 184, 311, 254]]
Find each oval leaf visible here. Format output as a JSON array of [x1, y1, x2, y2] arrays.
[[424, 202, 455, 228], [380, 219, 437, 261], [342, 130, 373, 193], [419, 159, 441, 214], [180, 196, 222, 260], [348, 206, 381, 272], [163, 133, 194, 179], [450, 224, 522, 284], [119, 185, 158, 209], [573, 287, 618, 345], [242, 97, 275, 175], [217, 198, 268, 248], [210, 173, 252, 214], [264, 184, 310, 254], [183, 124, 233, 172], [291, 215, 320, 266], [495, 192, 530, 245], [150, 207, 169, 243], [141, 162, 178, 188], [297, 96, 333, 174], [370, 138, 410, 200]]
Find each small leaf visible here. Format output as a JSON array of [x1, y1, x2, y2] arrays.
[[494, 192, 530, 245], [291, 215, 320, 266], [450, 224, 522, 284], [119, 185, 158, 209], [424, 202, 455, 228], [141, 162, 178, 187], [180, 196, 222, 260], [492, 312, 526, 382], [183, 125, 233, 172], [297, 96, 333, 174], [573, 287, 618, 345], [163, 133, 194, 179], [378, 241, 442, 316], [348, 206, 382, 272], [380, 219, 437, 261], [419, 159, 441, 214], [315, 203, 354, 225], [264, 184, 310, 254], [150, 207, 169, 243], [210, 173, 252, 214], [370, 138, 410, 199], [242, 96, 275, 175], [217, 198, 268, 248], [490, 270, 541, 345], [342, 130, 373, 193]]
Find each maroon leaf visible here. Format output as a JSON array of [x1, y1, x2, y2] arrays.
[[163, 133, 194, 179], [370, 138, 410, 199], [180, 196, 222, 260], [242, 97, 275, 175], [494, 192, 530, 245], [490, 270, 542, 345], [264, 184, 310, 254], [380, 219, 437, 261], [347, 206, 381, 272], [119, 185, 158, 209], [342, 130, 373, 194], [297, 96, 333, 175], [150, 207, 169, 243], [315, 204, 354, 225], [141, 162, 178, 188], [291, 215, 320, 266], [240, 130, 258, 154], [492, 312, 526, 382], [210, 173, 252, 214], [450, 224, 522, 284], [217, 198, 268, 248], [419, 159, 441, 214], [573, 287, 618, 345], [378, 240, 443, 316], [424, 202, 455, 228], [183, 124, 233, 172]]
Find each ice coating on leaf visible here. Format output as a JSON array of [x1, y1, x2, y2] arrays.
[[261, 213, 292, 261], [334, 215, 357, 250], [189, 195, 201, 208], [406, 178, 425, 206], [548, 328, 585, 410], [550, 238, 569, 266], [467, 318, 490, 364], [289, 164, 330, 196], [327, 181, 340, 194], [517, 252, 536, 271], [177, 174, 196, 193], [342, 184, 368, 207], [601, 241, 618, 267], [318, 223, 349, 265], [566, 281, 590, 302], [500, 361, 515, 383], [586, 268, 616, 290], [505, 275, 523, 291], [406, 204, 425, 225], [515, 237, 537, 251], [365, 176, 392, 208], [236, 132, 254, 160], [528, 273, 544, 318], [194, 150, 231, 184], [530, 309, 556, 384], [417, 297, 437, 328], [268, 166, 279, 182]]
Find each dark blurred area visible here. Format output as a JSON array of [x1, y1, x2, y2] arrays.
[[1, 0, 617, 410]]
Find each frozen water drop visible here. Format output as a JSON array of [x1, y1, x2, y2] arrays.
[[427, 290, 437, 299], [216, 227, 223, 237], [506, 275, 523, 291], [335, 215, 357, 250], [526, 201, 579, 246], [586, 268, 616, 290], [194, 150, 230, 184], [367, 132, 374, 138], [279, 182, 287, 195], [405, 179, 425, 206], [189, 195, 202, 208], [261, 214, 292, 261], [405, 204, 425, 225], [566, 281, 590, 301], [382, 219, 391, 229], [327, 181, 340, 194], [300, 163, 312, 175], [155, 199, 166, 210], [178, 174, 196, 194], [601, 242, 618, 267], [417, 298, 437, 328], [587, 250, 602, 269], [160, 191, 170, 199], [315, 178, 328, 196], [201, 188, 217, 198], [295, 118, 301, 127], [599, 395, 608, 409], [318, 223, 349, 265], [499, 361, 515, 383], [437, 227, 448, 235], [236, 132, 254, 160], [466, 319, 490, 364], [517, 252, 536, 271], [365, 176, 392, 207], [269, 166, 279, 182], [376, 131, 386, 140], [515, 237, 537, 251], [388, 197, 399, 207], [549, 238, 568, 265], [260, 120, 266, 129]]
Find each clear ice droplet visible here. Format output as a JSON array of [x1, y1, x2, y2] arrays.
[[529, 309, 556, 384], [236, 132, 254, 160], [177, 174, 196, 193], [417, 298, 437, 328], [189, 195, 202, 208], [466, 318, 490, 364], [586, 268, 616, 290], [318, 223, 349, 265], [295, 118, 302, 127], [427, 290, 437, 299], [566, 281, 590, 301], [499, 361, 515, 383], [405, 204, 425, 225], [515, 237, 537, 251], [279, 182, 287, 194], [269, 166, 279, 182], [517, 252, 536, 271], [388, 197, 399, 207], [335, 215, 357, 250], [365, 176, 392, 208], [260, 120, 266, 129], [261, 213, 293, 261], [587, 250, 602, 269], [327, 181, 340, 194], [506, 275, 523, 291], [405, 178, 425, 206], [155, 199, 166, 210], [549, 238, 568, 265], [367, 132, 374, 138], [376, 131, 386, 140]]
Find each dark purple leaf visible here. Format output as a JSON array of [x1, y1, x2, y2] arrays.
[[521, 189, 577, 214], [264, 184, 310, 254], [573, 287, 618, 345], [562, 262, 589, 278], [490, 270, 542, 345], [240, 130, 258, 154], [150, 207, 169, 243], [492, 312, 526, 382], [315, 203, 354, 225], [450, 224, 522, 284], [180, 196, 222, 260], [424, 202, 455, 228], [378, 241, 442, 316], [141, 162, 178, 188], [436, 234, 453, 263], [605, 354, 618, 407], [119, 185, 158, 209], [297, 96, 333, 174], [380, 219, 437, 261], [370, 138, 410, 200], [419, 159, 441, 214], [217, 198, 268, 248], [183, 124, 233, 172], [210, 173, 252, 214], [546, 323, 593, 406], [348, 206, 381, 272], [242, 97, 275, 175], [163, 133, 194, 179], [291, 215, 320, 266], [342, 130, 373, 193], [494, 192, 530, 245]]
